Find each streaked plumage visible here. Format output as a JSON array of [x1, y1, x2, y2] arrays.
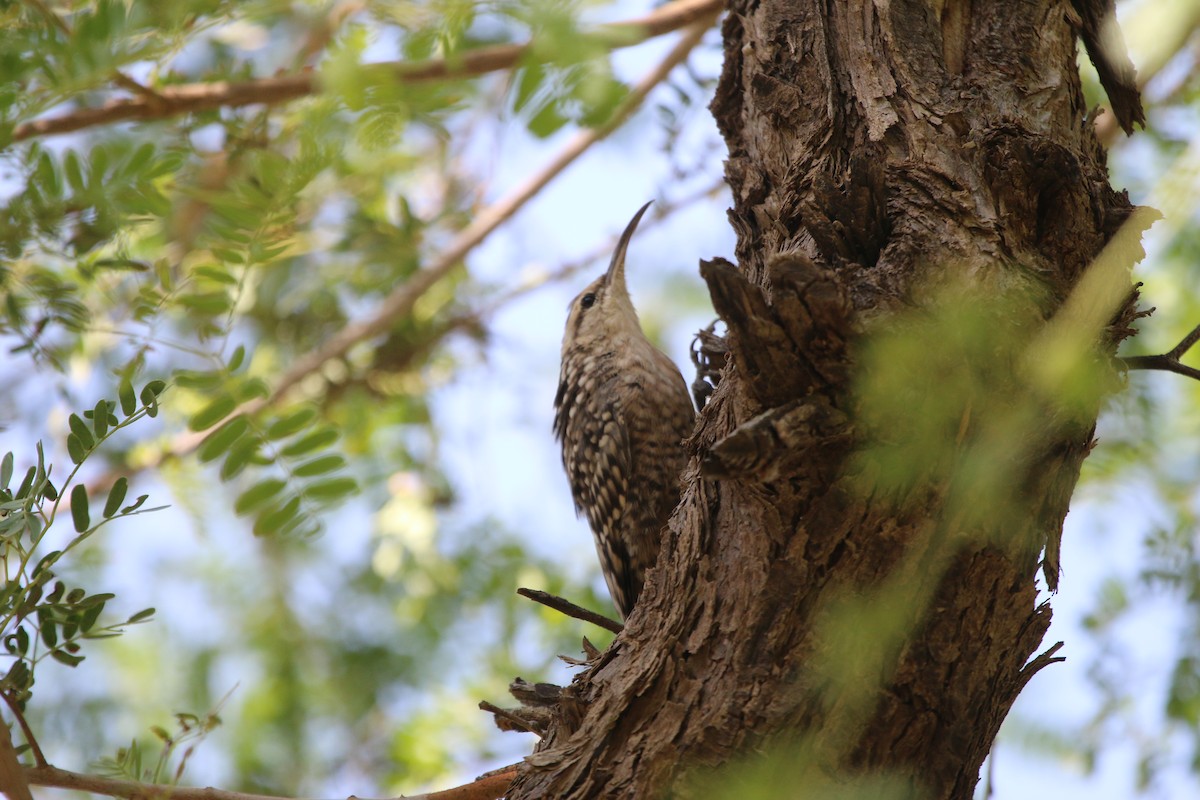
[[553, 202, 695, 619]]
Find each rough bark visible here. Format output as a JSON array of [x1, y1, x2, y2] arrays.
[[507, 2, 1145, 798]]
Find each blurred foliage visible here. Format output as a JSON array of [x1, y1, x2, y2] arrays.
[[0, 0, 707, 796]]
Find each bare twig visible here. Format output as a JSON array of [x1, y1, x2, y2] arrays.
[[13, 0, 721, 142], [478, 701, 542, 736], [1122, 322, 1200, 381], [1015, 641, 1066, 692], [517, 587, 623, 634], [26, 763, 516, 800]]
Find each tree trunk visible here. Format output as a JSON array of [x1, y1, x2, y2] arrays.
[[508, 2, 1145, 798]]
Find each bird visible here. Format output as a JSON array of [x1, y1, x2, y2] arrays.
[[553, 202, 696, 620]]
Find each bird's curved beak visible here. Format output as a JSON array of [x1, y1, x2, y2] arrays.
[[606, 201, 653, 291]]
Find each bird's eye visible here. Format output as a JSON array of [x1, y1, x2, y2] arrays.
[[580, 293, 596, 309]]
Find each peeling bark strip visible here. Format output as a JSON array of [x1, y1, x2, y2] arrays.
[[507, 3, 1143, 799]]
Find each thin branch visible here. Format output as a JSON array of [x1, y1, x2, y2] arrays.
[[26, 763, 516, 800], [1016, 641, 1066, 693], [478, 701, 542, 736], [1122, 322, 1200, 381], [517, 588, 623, 634], [399, 765, 515, 800], [157, 17, 715, 462], [0, 693, 45, 768], [13, 0, 722, 142]]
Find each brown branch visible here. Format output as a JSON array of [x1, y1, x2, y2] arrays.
[[0, 694, 44, 769], [13, 0, 722, 142], [401, 765, 515, 800], [1122, 322, 1200, 381], [26, 763, 517, 800], [478, 701, 542, 736], [154, 17, 715, 464], [0, 722, 33, 800], [517, 587, 624, 634]]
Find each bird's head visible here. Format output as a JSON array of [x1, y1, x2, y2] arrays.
[[561, 201, 652, 356]]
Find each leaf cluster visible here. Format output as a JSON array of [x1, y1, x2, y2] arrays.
[[0, 378, 164, 709]]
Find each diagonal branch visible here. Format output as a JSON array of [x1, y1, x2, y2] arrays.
[[517, 587, 624, 634], [13, 0, 722, 142], [1122, 322, 1200, 381], [156, 18, 716, 463]]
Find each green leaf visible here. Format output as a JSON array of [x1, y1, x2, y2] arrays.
[[234, 479, 287, 515], [178, 291, 231, 314], [128, 607, 155, 623], [174, 370, 223, 390], [302, 477, 358, 501], [32, 551, 60, 579], [126, 142, 155, 175], [68, 414, 95, 450], [198, 417, 249, 463], [15, 467, 35, 499], [189, 394, 237, 432], [528, 101, 569, 138], [67, 434, 86, 464], [139, 380, 166, 404], [64, 150, 85, 193], [193, 265, 238, 285], [50, 649, 84, 667], [266, 408, 317, 440], [103, 477, 128, 518], [43, 480, 57, 501], [41, 620, 57, 648], [118, 378, 137, 416], [120, 495, 149, 514], [220, 437, 260, 481], [70, 485, 90, 532], [235, 378, 270, 401], [1, 453, 12, 490], [81, 602, 103, 632], [279, 427, 339, 457], [253, 496, 302, 537], [92, 399, 110, 438], [5, 660, 29, 690], [514, 63, 546, 113], [228, 344, 246, 372], [293, 454, 346, 477]]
